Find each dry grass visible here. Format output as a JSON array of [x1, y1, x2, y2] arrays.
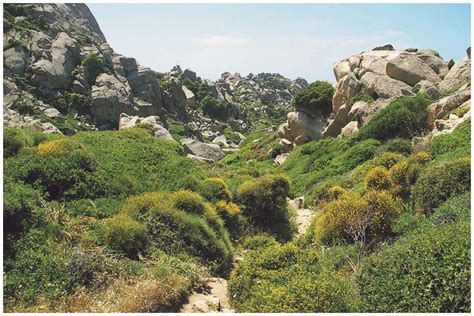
[[67, 273, 190, 312]]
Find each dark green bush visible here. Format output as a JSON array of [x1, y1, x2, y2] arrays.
[[293, 80, 334, 117], [229, 243, 360, 312], [413, 157, 470, 214], [4, 128, 33, 158], [3, 181, 41, 239], [347, 91, 374, 106], [358, 222, 470, 312], [201, 96, 233, 121], [82, 53, 109, 85], [379, 138, 412, 155], [214, 200, 246, 238], [237, 174, 295, 241], [356, 93, 431, 142]]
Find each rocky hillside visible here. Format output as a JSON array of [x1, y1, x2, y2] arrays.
[[278, 44, 471, 159], [3, 3, 306, 148]]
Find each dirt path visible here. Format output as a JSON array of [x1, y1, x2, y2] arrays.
[[179, 277, 234, 313], [180, 197, 313, 313], [288, 196, 315, 237]]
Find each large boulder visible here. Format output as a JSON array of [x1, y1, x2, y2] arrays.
[[332, 73, 361, 112], [412, 80, 440, 101], [360, 72, 413, 99], [30, 32, 80, 89], [333, 60, 351, 81], [438, 58, 471, 93], [4, 46, 27, 76], [118, 113, 174, 141], [182, 68, 197, 81], [386, 52, 441, 86], [126, 66, 163, 108], [90, 73, 135, 124], [182, 85, 196, 107], [285, 111, 325, 145], [427, 88, 471, 124], [416, 52, 449, 78], [181, 138, 224, 161], [323, 101, 358, 137], [340, 121, 359, 137]]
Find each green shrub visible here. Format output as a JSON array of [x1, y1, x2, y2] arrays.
[[314, 190, 402, 246], [306, 176, 346, 206], [242, 234, 277, 250], [120, 192, 233, 275], [379, 138, 412, 155], [413, 157, 471, 214], [373, 151, 405, 169], [3, 181, 41, 240], [237, 174, 295, 241], [223, 127, 241, 144], [214, 200, 245, 237], [200, 177, 232, 202], [388, 160, 420, 199], [105, 214, 148, 257], [5, 139, 105, 200], [356, 93, 431, 142], [82, 53, 108, 85], [365, 166, 391, 191], [427, 120, 470, 161], [347, 90, 374, 106], [4, 128, 33, 158], [201, 96, 233, 121], [72, 128, 202, 196], [169, 190, 206, 215], [293, 80, 334, 117], [229, 243, 360, 312], [431, 192, 470, 225], [358, 222, 470, 312]]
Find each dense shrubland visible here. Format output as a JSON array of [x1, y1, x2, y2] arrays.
[[3, 91, 471, 312], [228, 104, 471, 312]]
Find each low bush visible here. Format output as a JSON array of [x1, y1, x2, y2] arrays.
[[120, 192, 233, 275], [388, 160, 420, 199], [357, 222, 470, 312], [373, 151, 405, 169], [427, 120, 470, 161], [314, 190, 402, 246], [413, 157, 471, 214], [4, 128, 33, 158], [105, 214, 148, 258], [365, 166, 391, 191], [200, 177, 232, 202], [169, 190, 206, 215], [214, 200, 245, 237], [431, 192, 470, 225], [356, 93, 431, 142], [5, 139, 105, 200], [378, 138, 412, 155], [3, 181, 41, 243], [228, 243, 360, 312], [237, 174, 295, 241], [293, 80, 334, 117], [242, 234, 277, 250], [201, 96, 233, 121]]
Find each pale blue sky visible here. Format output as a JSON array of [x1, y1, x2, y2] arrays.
[[89, 3, 470, 82]]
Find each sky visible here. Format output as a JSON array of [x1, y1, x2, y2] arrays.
[[89, 3, 471, 83]]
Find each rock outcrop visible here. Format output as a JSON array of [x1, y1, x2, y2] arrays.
[[181, 138, 225, 162]]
